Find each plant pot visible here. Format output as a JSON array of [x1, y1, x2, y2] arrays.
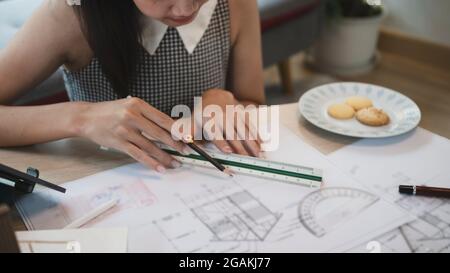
[[306, 12, 384, 76]]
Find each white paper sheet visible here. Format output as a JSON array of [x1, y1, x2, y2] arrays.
[[16, 126, 411, 253], [15, 228, 128, 253], [328, 128, 450, 253]]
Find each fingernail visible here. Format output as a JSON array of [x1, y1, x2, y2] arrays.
[[223, 146, 232, 153], [156, 165, 166, 173], [183, 147, 192, 155], [171, 160, 182, 169]]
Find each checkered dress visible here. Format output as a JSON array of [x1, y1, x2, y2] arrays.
[[63, 0, 230, 115]]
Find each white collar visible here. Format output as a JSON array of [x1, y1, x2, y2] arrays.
[[140, 0, 218, 55]]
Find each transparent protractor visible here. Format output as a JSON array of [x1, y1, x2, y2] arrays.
[[298, 187, 379, 237]]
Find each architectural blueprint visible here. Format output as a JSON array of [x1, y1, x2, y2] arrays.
[[16, 126, 413, 252], [329, 128, 450, 253]]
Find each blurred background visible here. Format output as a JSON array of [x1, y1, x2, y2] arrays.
[[0, 0, 449, 137]]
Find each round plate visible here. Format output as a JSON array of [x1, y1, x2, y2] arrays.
[[298, 82, 421, 138]]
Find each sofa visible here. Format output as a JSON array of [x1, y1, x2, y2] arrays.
[[0, 0, 322, 104], [260, 0, 322, 94]]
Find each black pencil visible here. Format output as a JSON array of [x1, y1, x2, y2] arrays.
[[183, 135, 233, 177]]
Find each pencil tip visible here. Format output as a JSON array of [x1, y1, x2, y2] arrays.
[[223, 168, 235, 177]]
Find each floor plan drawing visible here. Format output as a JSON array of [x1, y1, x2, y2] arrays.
[[350, 196, 450, 253], [16, 127, 413, 253], [148, 183, 281, 253], [191, 192, 279, 241], [327, 132, 450, 253]]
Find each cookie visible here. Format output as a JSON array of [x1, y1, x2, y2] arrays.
[[346, 96, 373, 111], [327, 103, 356, 120], [356, 107, 390, 127]]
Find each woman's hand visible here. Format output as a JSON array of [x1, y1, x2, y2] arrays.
[[196, 89, 262, 157], [76, 97, 189, 172]]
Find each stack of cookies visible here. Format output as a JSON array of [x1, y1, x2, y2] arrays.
[[327, 96, 390, 127]]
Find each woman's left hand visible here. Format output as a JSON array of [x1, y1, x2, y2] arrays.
[[194, 89, 262, 157]]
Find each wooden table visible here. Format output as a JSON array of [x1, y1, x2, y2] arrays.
[[1, 103, 361, 230]]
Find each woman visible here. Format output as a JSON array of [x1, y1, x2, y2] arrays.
[[0, 0, 265, 172]]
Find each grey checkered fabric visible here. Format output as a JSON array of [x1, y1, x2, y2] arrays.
[[63, 0, 230, 115]]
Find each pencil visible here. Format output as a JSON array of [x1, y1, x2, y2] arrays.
[[63, 199, 119, 229], [183, 135, 234, 177], [399, 185, 450, 199]]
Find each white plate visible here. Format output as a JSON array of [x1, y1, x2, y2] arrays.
[[298, 82, 422, 138]]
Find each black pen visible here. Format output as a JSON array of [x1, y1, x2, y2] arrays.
[[182, 135, 234, 177], [399, 185, 450, 199]]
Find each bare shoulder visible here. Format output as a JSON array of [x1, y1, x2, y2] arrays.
[[46, 0, 76, 20], [228, 0, 260, 44], [228, 0, 259, 15], [43, 0, 83, 37], [43, 0, 92, 68]]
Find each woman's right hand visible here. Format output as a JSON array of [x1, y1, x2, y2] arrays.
[[76, 97, 189, 173]]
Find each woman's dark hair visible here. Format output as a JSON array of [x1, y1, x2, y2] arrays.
[[73, 0, 143, 98]]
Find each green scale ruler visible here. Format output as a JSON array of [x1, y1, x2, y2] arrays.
[[158, 144, 323, 188]]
